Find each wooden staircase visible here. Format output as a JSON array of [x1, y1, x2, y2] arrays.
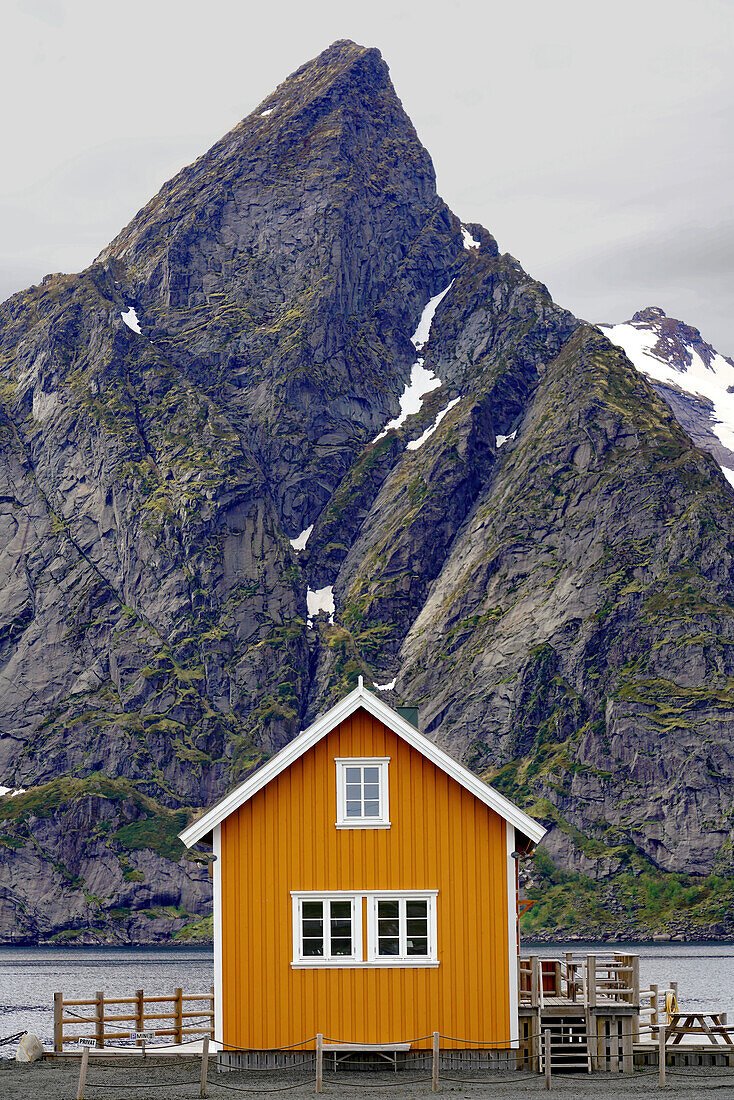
[[540, 1018, 590, 1074]]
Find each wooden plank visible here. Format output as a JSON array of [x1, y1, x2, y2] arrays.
[[200, 1035, 209, 1098], [76, 1046, 89, 1100]]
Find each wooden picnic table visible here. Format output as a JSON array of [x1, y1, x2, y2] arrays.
[[667, 1013, 733, 1046]]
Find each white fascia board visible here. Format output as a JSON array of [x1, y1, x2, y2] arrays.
[[357, 690, 546, 844], [179, 683, 366, 846], [179, 680, 546, 847]]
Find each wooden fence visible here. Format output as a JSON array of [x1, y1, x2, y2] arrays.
[[518, 953, 640, 1009], [53, 987, 214, 1051]]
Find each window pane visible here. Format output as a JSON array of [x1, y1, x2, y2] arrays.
[[330, 901, 351, 919], [378, 918, 399, 937], [406, 901, 428, 919], [331, 938, 352, 955], [302, 920, 323, 937], [407, 937, 428, 956], [345, 783, 361, 799], [377, 900, 399, 918], [331, 919, 352, 938], [302, 902, 323, 919], [407, 919, 428, 936], [363, 783, 380, 800], [303, 939, 324, 956], [363, 767, 379, 782], [346, 800, 362, 817], [345, 768, 361, 782], [364, 801, 380, 816], [378, 938, 400, 955]]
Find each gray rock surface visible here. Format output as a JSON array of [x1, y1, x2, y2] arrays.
[[0, 41, 733, 941]]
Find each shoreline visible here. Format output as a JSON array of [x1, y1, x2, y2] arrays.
[[4, 935, 734, 948]]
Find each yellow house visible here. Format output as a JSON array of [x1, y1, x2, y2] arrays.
[[180, 677, 545, 1061]]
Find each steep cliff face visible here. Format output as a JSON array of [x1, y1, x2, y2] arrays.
[[1, 41, 733, 943]]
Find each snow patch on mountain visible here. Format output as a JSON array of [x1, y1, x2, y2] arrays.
[[495, 430, 516, 449], [407, 396, 461, 451], [307, 585, 334, 626], [461, 226, 480, 250], [411, 281, 454, 351], [290, 525, 313, 552], [601, 315, 734, 455], [373, 282, 454, 443], [121, 307, 142, 334]]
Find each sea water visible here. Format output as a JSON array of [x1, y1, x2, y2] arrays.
[[1, 942, 733, 1056], [0, 946, 213, 1056]]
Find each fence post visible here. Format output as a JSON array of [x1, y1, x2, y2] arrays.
[[136, 989, 144, 1047], [76, 1045, 89, 1100], [432, 1031, 439, 1091], [530, 956, 540, 1007], [53, 992, 63, 1052], [587, 956, 597, 1008], [174, 987, 184, 1045], [650, 984, 658, 1031], [95, 991, 104, 1049], [200, 1034, 209, 1098], [544, 1029, 552, 1090], [315, 1033, 323, 1093], [658, 1022, 666, 1087]]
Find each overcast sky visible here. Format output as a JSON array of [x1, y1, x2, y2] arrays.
[[2, 0, 732, 351]]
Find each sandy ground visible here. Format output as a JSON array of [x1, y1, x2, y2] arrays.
[[3, 1059, 734, 1099]]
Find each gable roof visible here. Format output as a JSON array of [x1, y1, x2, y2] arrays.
[[179, 678, 546, 846]]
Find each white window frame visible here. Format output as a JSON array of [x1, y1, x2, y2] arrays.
[[366, 891, 439, 967], [291, 892, 363, 967], [335, 757, 390, 828]]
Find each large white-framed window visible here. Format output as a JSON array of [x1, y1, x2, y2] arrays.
[[335, 758, 390, 828], [366, 891, 438, 966], [291, 893, 362, 966]]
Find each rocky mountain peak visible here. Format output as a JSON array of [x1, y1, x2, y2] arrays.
[[631, 305, 666, 323], [1, 45, 734, 944], [601, 307, 734, 480]]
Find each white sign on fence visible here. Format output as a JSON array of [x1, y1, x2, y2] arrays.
[[77, 1038, 97, 1048], [129, 1031, 157, 1041]]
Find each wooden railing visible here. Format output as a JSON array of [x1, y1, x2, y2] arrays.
[[519, 953, 640, 1009], [53, 987, 214, 1051]]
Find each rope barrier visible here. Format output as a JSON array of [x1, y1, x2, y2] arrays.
[[322, 1034, 433, 1045], [438, 1033, 521, 1046], [314, 1075, 434, 1087], [219, 1059, 315, 1072], [0, 1030, 24, 1047], [439, 1073, 533, 1084]]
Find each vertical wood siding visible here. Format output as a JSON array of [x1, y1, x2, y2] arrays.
[[220, 707, 510, 1049]]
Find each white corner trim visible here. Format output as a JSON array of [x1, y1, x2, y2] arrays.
[[179, 681, 546, 846], [213, 824, 223, 1045], [506, 823, 519, 1048]]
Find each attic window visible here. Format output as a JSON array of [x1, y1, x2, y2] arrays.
[[335, 758, 390, 828]]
